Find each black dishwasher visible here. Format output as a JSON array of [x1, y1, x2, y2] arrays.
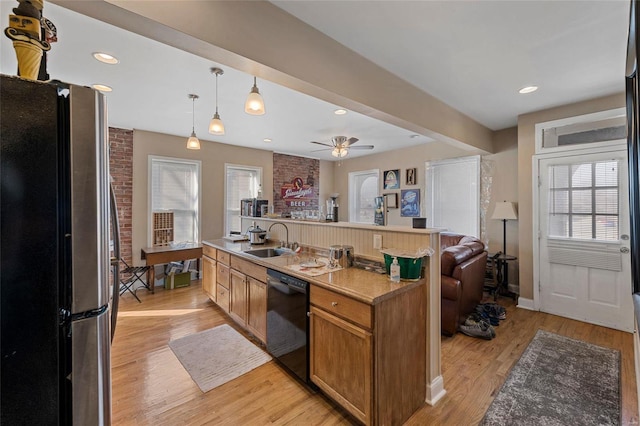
[[266, 268, 309, 384]]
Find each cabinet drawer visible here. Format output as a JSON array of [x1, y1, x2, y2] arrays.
[[216, 262, 230, 289], [218, 250, 231, 265], [216, 283, 229, 312], [203, 245, 217, 259], [231, 255, 267, 282], [311, 286, 372, 329]]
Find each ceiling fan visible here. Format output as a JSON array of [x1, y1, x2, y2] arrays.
[[310, 136, 374, 158]]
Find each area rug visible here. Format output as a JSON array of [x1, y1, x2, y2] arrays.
[[168, 324, 272, 393], [481, 329, 620, 426]]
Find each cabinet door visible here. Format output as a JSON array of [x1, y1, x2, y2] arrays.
[[216, 262, 230, 289], [202, 256, 217, 302], [229, 269, 247, 325], [216, 283, 229, 313], [246, 277, 267, 343], [309, 306, 373, 425]]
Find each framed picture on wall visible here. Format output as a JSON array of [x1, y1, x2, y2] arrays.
[[383, 193, 398, 209], [406, 168, 417, 185], [383, 169, 400, 189], [400, 189, 421, 217]]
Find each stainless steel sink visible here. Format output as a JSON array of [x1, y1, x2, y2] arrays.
[[243, 248, 284, 258]]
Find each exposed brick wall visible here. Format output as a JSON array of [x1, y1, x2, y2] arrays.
[[109, 127, 133, 266], [272, 153, 319, 214]]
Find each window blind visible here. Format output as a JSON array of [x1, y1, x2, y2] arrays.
[[425, 156, 480, 236], [150, 158, 200, 243], [225, 165, 261, 235]]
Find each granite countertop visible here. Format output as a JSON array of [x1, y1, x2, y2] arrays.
[[203, 239, 425, 305]]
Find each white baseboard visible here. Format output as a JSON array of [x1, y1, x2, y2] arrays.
[[425, 375, 446, 406], [517, 297, 535, 311]]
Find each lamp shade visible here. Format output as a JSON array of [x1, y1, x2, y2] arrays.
[[491, 201, 518, 220], [245, 77, 265, 115], [186, 131, 200, 150], [209, 112, 225, 135]]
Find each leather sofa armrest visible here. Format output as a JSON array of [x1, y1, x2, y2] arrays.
[[441, 245, 473, 276], [441, 275, 461, 301]]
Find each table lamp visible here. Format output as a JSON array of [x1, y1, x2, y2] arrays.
[[491, 201, 518, 255]]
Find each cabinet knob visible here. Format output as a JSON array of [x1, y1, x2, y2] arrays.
[[331, 302, 338, 307]]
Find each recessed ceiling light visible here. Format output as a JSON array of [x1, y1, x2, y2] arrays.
[[410, 134, 420, 139], [263, 138, 272, 143], [92, 52, 119, 64], [92, 84, 112, 92], [519, 86, 538, 94], [334, 109, 347, 115]]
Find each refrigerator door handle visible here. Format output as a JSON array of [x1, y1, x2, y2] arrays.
[[109, 183, 121, 342]]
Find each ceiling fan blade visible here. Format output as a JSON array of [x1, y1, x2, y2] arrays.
[[348, 145, 374, 150], [310, 148, 332, 152], [310, 141, 334, 147], [344, 137, 359, 146]]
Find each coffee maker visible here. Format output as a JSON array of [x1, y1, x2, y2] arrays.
[[326, 193, 339, 222]]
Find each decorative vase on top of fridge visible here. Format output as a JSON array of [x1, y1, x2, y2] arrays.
[[0, 74, 119, 425]]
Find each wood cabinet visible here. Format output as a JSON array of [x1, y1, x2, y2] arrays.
[[310, 305, 372, 424], [247, 277, 267, 343], [310, 284, 426, 426], [229, 269, 248, 325], [202, 255, 217, 302], [208, 248, 268, 342], [216, 260, 230, 313]]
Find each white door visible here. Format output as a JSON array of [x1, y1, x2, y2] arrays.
[[537, 149, 633, 332]]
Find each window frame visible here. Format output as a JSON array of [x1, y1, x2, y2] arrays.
[[223, 163, 263, 236], [147, 155, 202, 246], [348, 168, 380, 224]]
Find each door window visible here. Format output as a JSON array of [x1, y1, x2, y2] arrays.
[[548, 160, 619, 241]]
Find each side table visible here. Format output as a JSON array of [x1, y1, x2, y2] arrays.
[[494, 253, 517, 300]]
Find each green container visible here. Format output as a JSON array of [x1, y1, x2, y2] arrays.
[[165, 271, 191, 289], [383, 254, 423, 281]]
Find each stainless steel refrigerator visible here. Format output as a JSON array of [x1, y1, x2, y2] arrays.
[[0, 74, 119, 425]]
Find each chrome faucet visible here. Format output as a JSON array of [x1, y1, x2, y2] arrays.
[[268, 222, 289, 248]]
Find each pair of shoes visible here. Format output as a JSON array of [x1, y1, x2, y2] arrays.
[[479, 303, 507, 320], [459, 314, 495, 339], [468, 313, 497, 337], [474, 306, 500, 326]]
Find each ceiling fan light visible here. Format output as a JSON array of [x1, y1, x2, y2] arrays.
[[209, 112, 225, 135], [186, 131, 201, 150], [245, 77, 265, 115], [331, 147, 348, 158]]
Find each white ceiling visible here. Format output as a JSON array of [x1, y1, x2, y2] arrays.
[[273, 0, 629, 131], [0, 1, 630, 159]]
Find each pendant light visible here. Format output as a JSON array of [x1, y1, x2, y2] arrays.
[[186, 94, 201, 150], [209, 67, 225, 135], [244, 76, 265, 115]]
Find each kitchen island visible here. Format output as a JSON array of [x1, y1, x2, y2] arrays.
[[202, 234, 443, 426]]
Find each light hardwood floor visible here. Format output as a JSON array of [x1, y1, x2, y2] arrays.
[[112, 282, 638, 425]]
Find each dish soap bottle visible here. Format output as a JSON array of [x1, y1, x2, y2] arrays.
[[390, 257, 401, 283]]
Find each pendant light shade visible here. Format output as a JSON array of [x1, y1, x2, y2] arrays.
[[186, 94, 201, 150], [209, 67, 225, 135], [244, 76, 265, 115]]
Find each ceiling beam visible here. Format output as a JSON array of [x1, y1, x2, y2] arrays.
[[51, 0, 494, 153]]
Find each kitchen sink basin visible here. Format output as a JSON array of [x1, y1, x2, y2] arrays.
[[243, 248, 284, 258]]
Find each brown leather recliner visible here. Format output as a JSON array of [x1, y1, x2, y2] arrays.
[[440, 232, 488, 336]]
